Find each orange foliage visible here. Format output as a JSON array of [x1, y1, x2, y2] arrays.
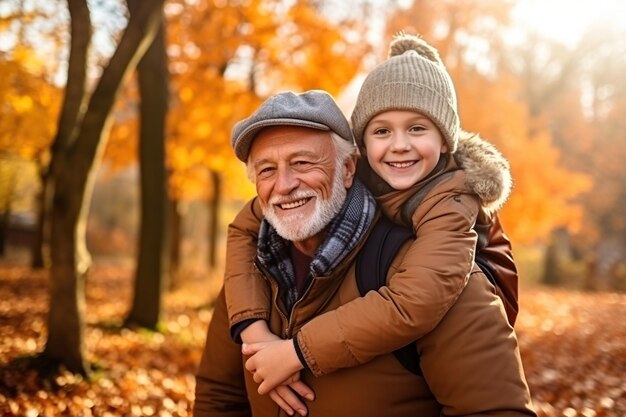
[[0, 46, 61, 163], [104, 0, 370, 203], [103, 79, 140, 175], [525, 27, 626, 248], [456, 72, 591, 244], [161, 0, 369, 202], [386, 0, 512, 61], [6, 0, 605, 250], [385, 0, 592, 245]]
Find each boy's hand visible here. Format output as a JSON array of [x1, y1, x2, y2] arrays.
[[243, 339, 305, 395], [242, 337, 314, 415]]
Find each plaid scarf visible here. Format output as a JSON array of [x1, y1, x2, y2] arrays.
[[257, 179, 376, 313]]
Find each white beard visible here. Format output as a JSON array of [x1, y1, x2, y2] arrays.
[[263, 164, 347, 242]]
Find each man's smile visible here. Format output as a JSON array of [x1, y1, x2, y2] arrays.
[[277, 198, 313, 210]]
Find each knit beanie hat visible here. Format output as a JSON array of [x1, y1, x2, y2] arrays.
[[351, 33, 459, 154]]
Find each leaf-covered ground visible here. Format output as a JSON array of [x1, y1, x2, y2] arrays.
[[0, 262, 624, 417]]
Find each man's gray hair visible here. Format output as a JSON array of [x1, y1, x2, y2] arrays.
[[330, 132, 359, 168]]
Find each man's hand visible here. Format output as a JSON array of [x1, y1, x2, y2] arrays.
[[268, 381, 314, 416], [243, 339, 305, 394]]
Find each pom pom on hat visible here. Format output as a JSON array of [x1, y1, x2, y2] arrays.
[[351, 32, 460, 154], [388, 32, 442, 66]]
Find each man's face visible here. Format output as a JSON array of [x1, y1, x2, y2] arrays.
[[248, 126, 354, 248]]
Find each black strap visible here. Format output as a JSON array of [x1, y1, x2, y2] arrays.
[[355, 218, 422, 375], [475, 253, 497, 288], [356, 217, 413, 294]]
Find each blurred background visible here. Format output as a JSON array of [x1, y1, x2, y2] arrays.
[[0, 0, 625, 416]]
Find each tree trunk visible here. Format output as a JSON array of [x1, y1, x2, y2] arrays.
[[125, 10, 169, 328], [31, 167, 51, 268], [207, 170, 221, 269], [0, 168, 16, 257], [46, 164, 91, 374], [43, 0, 166, 375], [41, 0, 91, 375], [39, 0, 93, 270], [584, 255, 599, 291], [0, 209, 7, 257], [542, 227, 569, 286], [542, 241, 559, 286], [168, 198, 182, 291]]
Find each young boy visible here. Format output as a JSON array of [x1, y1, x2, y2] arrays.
[[225, 33, 517, 408]]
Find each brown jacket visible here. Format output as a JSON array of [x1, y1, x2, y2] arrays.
[[194, 216, 535, 416], [223, 131, 516, 376]]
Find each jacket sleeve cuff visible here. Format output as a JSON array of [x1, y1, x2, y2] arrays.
[[230, 318, 258, 344], [293, 333, 310, 371]]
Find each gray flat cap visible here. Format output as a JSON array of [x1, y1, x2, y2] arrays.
[[231, 90, 354, 162]]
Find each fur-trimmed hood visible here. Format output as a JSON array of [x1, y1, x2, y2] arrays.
[[356, 129, 512, 213], [454, 130, 512, 212]]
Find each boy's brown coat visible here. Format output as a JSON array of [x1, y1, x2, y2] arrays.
[[224, 131, 517, 376]]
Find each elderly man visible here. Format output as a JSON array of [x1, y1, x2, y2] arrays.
[[193, 90, 535, 417]]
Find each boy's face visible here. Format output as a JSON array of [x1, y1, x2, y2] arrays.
[[363, 110, 448, 190]]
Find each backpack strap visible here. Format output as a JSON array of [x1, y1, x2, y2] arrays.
[[355, 217, 422, 375], [356, 217, 413, 294], [475, 253, 497, 288]]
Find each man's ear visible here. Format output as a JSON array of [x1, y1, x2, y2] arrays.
[[343, 155, 357, 188]]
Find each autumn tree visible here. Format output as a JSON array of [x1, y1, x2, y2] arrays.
[[156, 0, 371, 274], [0, 2, 64, 266], [541, 24, 626, 287], [103, 0, 374, 280], [0, 53, 59, 255], [44, 0, 166, 375], [0, 159, 18, 255], [124, 1, 169, 329], [583, 29, 626, 250]]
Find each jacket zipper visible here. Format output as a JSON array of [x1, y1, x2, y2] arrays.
[[254, 259, 316, 338], [253, 260, 290, 337]]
